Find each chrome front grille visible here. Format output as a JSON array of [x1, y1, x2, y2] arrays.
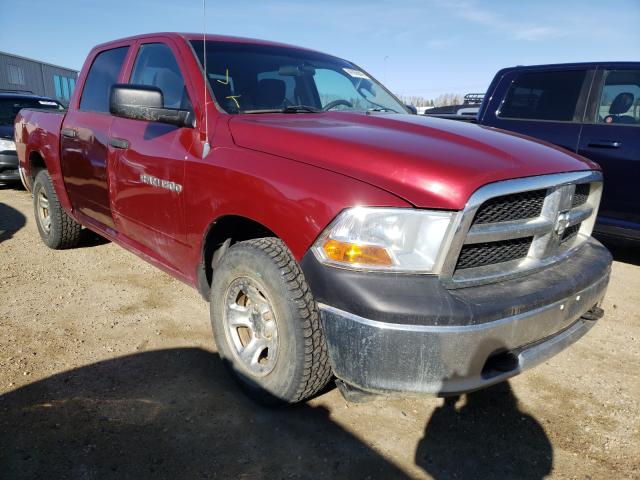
[[440, 171, 603, 288], [456, 237, 533, 270], [473, 190, 545, 224], [571, 183, 590, 208]]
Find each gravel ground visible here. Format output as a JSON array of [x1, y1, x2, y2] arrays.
[[1, 185, 638, 479]]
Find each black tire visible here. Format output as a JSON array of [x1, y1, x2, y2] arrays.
[[32, 170, 82, 249], [210, 237, 332, 405]]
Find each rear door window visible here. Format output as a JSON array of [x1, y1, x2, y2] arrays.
[[79, 46, 129, 113], [499, 70, 587, 121], [596, 70, 640, 126]]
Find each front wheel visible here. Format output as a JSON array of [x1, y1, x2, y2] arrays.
[[32, 170, 82, 249], [210, 237, 332, 405]]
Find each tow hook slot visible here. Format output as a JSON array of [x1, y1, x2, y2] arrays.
[[481, 351, 519, 379], [581, 305, 604, 322], [335, 379, 377, 403]]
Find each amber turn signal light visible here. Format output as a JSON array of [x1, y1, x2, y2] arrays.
[[322, 239, 392, 266]]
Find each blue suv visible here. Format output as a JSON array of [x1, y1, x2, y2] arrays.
[[478, 63, 640, 241]]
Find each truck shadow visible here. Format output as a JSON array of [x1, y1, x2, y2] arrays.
[[416, 382, 552, 480], [0, 348, 408, 479], [76, 228, 111, 248], [0, 348, 553, 479], [0, 202, 26, 244]]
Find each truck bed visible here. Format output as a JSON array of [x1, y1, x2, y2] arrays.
[[14, 108, 66, 193]]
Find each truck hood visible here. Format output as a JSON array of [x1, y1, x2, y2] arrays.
[[229, 112, 597, 209]]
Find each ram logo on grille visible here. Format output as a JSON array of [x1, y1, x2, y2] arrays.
[[554, 210, 571, 237], [440, 172, 603, 287]]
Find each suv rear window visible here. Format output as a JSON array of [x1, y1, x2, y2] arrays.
[[499, 70, 586, 121]]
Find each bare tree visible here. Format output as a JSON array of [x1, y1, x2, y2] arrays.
[[433, 93, 464, 107], [397, 94, 465, 107]]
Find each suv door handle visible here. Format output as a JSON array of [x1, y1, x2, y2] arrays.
[[61, 128, 77, 138], [587, 140, 622, 149], [109, 137, 130, 149]]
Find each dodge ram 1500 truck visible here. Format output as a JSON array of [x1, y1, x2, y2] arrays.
[[15, 33, 612, 404]]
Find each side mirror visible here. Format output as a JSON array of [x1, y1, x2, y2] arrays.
[[405, 104, 418, 115], [109, 84, 195, 128]]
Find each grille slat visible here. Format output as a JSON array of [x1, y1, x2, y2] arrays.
[[561, 223, 581, 243], [571, 184, 590, 208], [456, 237, 532, 270], [473, 189, 546, 224]]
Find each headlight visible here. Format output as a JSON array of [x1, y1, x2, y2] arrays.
[[312, 207, 455, 273], [0, 139, 16, 152]]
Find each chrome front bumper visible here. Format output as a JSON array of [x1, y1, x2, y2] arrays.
[[319, 270, 609, 396]]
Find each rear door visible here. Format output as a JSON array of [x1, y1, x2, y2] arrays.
[[578, 67, 640, 236], [108, 40, 199, 267], [60, 44, 130, 229], [481, 67, 593, 152]]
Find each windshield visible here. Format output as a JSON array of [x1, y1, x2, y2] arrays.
[[0, 97, 64, 126], [190, 40, 406, 114]]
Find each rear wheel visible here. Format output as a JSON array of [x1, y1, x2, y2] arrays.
[[210, 237, 332, 405], [33, 170, 82, 249]]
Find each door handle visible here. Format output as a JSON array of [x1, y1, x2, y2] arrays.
[[587, 140, 622, 149], [61, 128, 77, 138], [109, 137, 129, 149]]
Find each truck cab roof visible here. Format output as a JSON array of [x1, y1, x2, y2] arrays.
[[91, 32, 324, 56]]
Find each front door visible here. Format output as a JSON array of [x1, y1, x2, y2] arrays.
[[60, 45, 130, 229], [578, 68, 640, 234], [109, 41, 198, 267]]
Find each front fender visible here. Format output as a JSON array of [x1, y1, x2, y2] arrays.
[[185, 145, 410, 267]]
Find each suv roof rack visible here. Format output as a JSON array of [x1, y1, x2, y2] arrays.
[[463, 93, 485, 105]]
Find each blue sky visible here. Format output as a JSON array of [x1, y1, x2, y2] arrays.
[[1, 0, 639, 99]]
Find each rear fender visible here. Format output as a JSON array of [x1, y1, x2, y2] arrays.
[[17, 110, 74, 214]]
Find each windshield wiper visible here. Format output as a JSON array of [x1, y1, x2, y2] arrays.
[[242, 105, 320, 114], [282, 105, 320, 113], [367, 107, 398, 113]]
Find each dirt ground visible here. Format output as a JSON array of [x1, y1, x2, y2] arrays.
[[0, 185, 638, 480]]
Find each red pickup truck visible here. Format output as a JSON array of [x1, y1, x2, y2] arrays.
[[15, 33, 612, 404]]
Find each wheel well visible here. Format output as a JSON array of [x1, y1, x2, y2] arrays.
[[29, 151, 46, 179], [197, 215, 277, 300]]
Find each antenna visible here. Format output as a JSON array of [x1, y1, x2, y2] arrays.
[[202, 0, 210, 158]]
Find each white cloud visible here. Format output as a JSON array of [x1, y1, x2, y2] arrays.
[[432, 0, 563, 41]]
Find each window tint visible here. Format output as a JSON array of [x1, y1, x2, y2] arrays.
[[500, 70, 586, 121], [130, 43, 191, 110], [79, 46, 128, 112], [596, 70, 640, 126], [257, 71, 295, 104], [313, 69, 359, 109], [190, 40, 405, 114]]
